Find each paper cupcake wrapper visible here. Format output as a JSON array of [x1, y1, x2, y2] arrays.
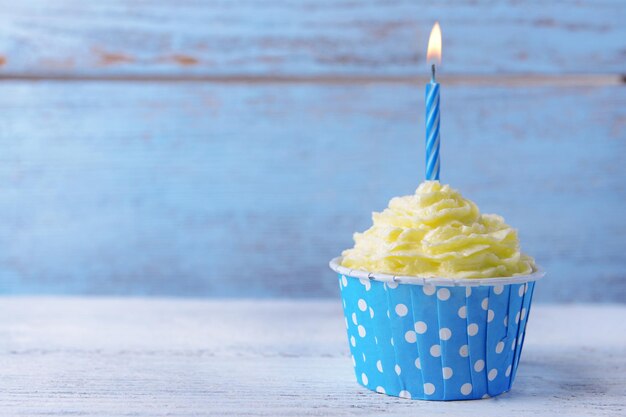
[[330, 257, 543, 401]]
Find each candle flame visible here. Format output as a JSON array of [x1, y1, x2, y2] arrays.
[[427, 22, 442, 65]]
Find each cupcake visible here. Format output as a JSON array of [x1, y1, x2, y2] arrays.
[[330, 181, 543, 400]]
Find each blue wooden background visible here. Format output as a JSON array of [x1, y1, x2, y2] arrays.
[[0, 1, 624, 302]]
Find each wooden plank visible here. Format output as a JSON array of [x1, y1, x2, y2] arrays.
[[0, 298, 624, 416], [0, 0, 624, 77], [0, 82, 624, 301]]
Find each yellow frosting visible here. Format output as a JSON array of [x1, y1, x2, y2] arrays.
[[341, 181, 535, 278]]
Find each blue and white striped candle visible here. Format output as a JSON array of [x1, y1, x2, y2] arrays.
[[425, 22, 442, 181], [425, 68, 440, 181]]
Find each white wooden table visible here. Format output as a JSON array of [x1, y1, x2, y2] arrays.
[[0, 297, 624, 416]]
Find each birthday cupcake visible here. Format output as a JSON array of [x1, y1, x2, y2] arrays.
[[330, 181, 543, 400]]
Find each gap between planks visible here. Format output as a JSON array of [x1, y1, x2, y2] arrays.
[[0, 73, 623, 86]]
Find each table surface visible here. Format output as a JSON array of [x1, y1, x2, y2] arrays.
[[0, 297, 624, 416]]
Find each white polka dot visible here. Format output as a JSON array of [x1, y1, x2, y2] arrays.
[[505, 365, 512, 377], [398, 390, 411, 399], [467, 323, 479, 336], [387, 281, 398, 289], [521, 307, 527, 320], [430, 344, 441, 357], [515, 311, 520, 324], [518, 285, 524, 297], [387, 310, 390, 318], [351, 312, 358, 325], [414, 321, 428, 334], [341, 275, 347, 287], [493, 284, 503, 295], [496, 341, 504, 353], [363, 353, 367, 362], [460, 383, 473, 395], [474, 359, 485, 372], [481, 298, 489, 310], [439, 328, 452, 341], [369, 307, 375, 318], [405, 330, 417, 343], [524, 283, 529, 294], [376, 386, 386, 394], [458, 306, 467, 319], [358, 299, 367, 311], [437, 288, 450, 301], [350, 336, 356, 347], [376, 360, 383, 372], [351, 355, 356, 366], [344, 317, 348, 329], [343, 299, 346, 308], [466, 287, 472, 297], [390, 337, 394, 346], [362, 373, 368, 385], [511, 338, 517, 350], [423, 284, 436, 295], [395, 364, 402, 375], [442, 367, 453, 379], [488, 369, 498, 381], [504, 315, 508, 327], [415, 357, 421, 369], [395, 303, 408, 317], [459, 344, 469, 357], [359, 278, 371, 291], [423, 383, 435, 395], [358, 325, 366, 337], [487, 309, 495, 322], [374, 336, 378, 345], [518, 337, 523, 346]]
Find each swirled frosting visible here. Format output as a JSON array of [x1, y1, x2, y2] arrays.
[[341, 181, 535, 278]]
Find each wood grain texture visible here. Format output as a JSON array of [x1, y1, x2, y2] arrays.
[[0, 82, 624, 301], [0, 0, 624, 78], [0, 298, 624, 416]]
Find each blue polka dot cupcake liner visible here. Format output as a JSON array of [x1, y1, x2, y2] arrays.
[[330, 257, 545, 401]]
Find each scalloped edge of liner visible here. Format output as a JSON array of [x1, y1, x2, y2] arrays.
[[329, 257, 545, 287]]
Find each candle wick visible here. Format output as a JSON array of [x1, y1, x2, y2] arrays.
[[431, 64, 436, 83]]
